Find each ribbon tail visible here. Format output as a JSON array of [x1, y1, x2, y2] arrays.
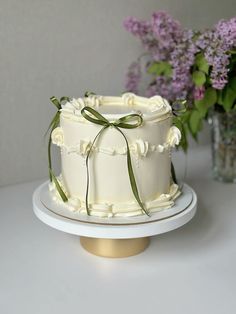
[[47, 111, 68, 201], [48, 132, 68, 202], [49, 169, 68, 202], [46, 96, 69, 138], [48, 131, 68, 202], [48, 136, 52, 182], [47, 96, 70, 202], [85, 125, 108, 215], [114, 127, 150, 217], [44, 111, 60, 139], [47, 114, 60, 181]]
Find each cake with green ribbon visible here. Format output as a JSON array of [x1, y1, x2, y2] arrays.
[[48, 92, 181, 218]]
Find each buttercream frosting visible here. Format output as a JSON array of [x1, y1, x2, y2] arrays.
[[60, 93, 172, 123], [49, 175, 181, 217], [56, 137, 171, 156], [49, 93, 181, 217]]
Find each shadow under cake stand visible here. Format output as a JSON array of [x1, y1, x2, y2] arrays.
[[33, 182, 197, 258]]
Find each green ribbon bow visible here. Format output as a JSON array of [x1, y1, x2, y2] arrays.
[[81, 106, 150, 217], [47, 96, 70, 202]]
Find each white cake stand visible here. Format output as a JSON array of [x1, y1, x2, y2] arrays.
[[33, 182, 197, 258]]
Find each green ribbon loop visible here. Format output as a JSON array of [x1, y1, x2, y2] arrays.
[[84, 91, 96, 97], [81, 106, 150, 216], [172, 99, 187, 116], [47, 96, 70, 202], [81, 106, 143, 128]]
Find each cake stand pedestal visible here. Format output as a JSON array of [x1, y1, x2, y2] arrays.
[[33, 182, 197, 258]]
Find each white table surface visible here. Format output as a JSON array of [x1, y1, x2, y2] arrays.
[[1, 146, 236, 314]]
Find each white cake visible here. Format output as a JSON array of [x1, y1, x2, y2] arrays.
[[49, 93, 181, 217]]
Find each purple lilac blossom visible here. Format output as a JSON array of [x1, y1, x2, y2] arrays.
[[123, 16, 151, 38], [124, 11, 196, 101], [196, 30, 230, 89], [170, 30, 197, 99], [124, 11, 236, 99], [150, 11, 183, 61], [125, 61, 141, 94], [215, 17, 236, 48], [196, 17, 236, 90], [151, 11, 183, 48], [193, 86, 205, 100], [123, 16, 156, 55], [146, 76, 172, 99]]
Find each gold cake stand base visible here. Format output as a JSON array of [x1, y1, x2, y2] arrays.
[[80, 236, 150, 258]]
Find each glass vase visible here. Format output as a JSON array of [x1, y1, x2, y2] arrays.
[[209, 110, 236, 183]]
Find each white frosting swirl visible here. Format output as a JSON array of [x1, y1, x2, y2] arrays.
[[68, 197, 81, 211], [132, 139, 149, 157], [167, 126, 181, 147], [122, 92, 135, 106], [60, 93, 172, 123], [61, 138, 172, 157], [84, 94, 103, 107], [51, 127, 64, 146]]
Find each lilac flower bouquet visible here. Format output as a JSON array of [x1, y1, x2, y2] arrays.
[[124, 12, 236, 151]]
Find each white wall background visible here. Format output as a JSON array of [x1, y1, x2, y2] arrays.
[[1, 0, 236, 186]]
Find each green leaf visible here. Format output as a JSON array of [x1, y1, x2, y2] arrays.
[[222, 85, 236, 112], [189, 110, 202, 137], [217, 90, 224, 106], [195, 53, 209, 74], [229, 77, 236, 93], [173, 116, 182, 131], [207, 87, 217, 105], [163, 63, 172, 77], [147, 62, 159, 74], [192, 71, 206, 86], [217, 77, 236, 111], [195, 87, 217, 117], [172, 116, 188, 151], [179, 123, 188, 151], [180, 110, 191, 124], [194, 99, 208, 117], [147, 61, 172, 77]]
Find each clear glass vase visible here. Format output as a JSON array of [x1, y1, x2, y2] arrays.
[[209, 110, 236, 183]]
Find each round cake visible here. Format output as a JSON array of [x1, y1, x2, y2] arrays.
[[49, 93, 181, 217]]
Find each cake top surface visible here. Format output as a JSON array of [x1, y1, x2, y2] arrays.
[[60, 93, 172, 122]]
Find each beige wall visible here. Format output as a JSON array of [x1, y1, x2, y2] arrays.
[[1, 0, 235, 186]]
